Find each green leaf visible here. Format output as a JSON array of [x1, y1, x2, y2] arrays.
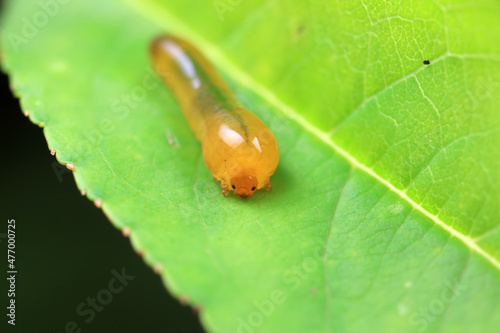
[[2, 0, 500, 332]]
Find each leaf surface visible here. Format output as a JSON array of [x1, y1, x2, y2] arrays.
[[2, 0, 500, 331]]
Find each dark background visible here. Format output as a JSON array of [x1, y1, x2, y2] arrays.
[[0, 1, 204, 332]]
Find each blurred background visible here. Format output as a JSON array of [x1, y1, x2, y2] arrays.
[[0, 0, 203, 332]]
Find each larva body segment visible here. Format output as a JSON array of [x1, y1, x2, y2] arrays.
[[150, 35, 279, 198]]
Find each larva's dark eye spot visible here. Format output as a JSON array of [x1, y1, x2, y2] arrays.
[[423, 59, 430, 65], [232, 185, 236, 189], [251, 187, 256, 191]]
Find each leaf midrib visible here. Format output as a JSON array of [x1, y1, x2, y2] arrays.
[[126, 0, 500, 271]]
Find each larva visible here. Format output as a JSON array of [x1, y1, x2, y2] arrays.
[[150, 35, 279, 198]]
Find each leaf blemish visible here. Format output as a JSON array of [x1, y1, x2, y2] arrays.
[[296, 25, 305, 36], [179, 296, 189, 305], [122, 227, 131, 237], [165, 131, 180, 148], [153, 264, 163, 274]]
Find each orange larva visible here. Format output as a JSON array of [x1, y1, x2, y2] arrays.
[[150, 35, 279, 198]]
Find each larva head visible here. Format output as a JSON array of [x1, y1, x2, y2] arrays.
[[230, 175, 258, 198]]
